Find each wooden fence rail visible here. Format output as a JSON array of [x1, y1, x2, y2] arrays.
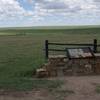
[[45, 39, 100, 59]]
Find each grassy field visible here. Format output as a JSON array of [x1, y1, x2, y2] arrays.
[[0, 25, 100, 35], [0, 25, 100, 91]]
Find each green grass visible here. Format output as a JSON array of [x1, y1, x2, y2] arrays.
[[0, 26, 100, 90], [96, 85, 100, 93], [0, 78, 63, 91], [0, 25, 100, 35]]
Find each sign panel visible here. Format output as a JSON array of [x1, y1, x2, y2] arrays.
[[66, 47, 94, 59]]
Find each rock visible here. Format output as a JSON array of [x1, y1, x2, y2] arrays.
[[36, 68, 48, 78]]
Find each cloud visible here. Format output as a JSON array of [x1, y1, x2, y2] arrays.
[[0, 0, 33, 21], [0, 0, 100, 20], [93, 0, 100, 2], [0, 0, 100, 26], [32, 0, 100, 17]]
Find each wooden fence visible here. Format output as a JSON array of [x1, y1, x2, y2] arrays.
[[45, 39, 100, 59]]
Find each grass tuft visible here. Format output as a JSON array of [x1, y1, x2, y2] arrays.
[[96, 86, 100, 93]]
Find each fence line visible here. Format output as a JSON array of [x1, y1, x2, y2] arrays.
[[45, 39, 100, 59]]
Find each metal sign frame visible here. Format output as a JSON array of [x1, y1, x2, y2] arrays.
[[66, 47, 95, 59]]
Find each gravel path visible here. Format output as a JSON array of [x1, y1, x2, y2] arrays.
[[0, 76, 100, 100], [65, 76, 100, 100]]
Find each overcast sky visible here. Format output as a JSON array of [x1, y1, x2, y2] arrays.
[[0, 0, 100, 27]]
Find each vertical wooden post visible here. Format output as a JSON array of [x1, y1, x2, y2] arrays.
[[45, 40, 48, 59], [93, 39, 97, 53]]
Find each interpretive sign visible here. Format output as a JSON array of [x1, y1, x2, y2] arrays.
[[66, 47, 94, 59]]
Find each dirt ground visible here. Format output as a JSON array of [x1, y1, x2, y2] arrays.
[[0, 76, 100, 100]]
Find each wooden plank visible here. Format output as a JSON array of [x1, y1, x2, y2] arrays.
[[49, 42, 93, 46], [93, 39, 97, 53], [45, 40, 49, 59], [48, 49, 66, 51]]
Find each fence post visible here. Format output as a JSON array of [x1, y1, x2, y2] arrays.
[[93, 39, 97, 53], [45, 40, 48, 59]]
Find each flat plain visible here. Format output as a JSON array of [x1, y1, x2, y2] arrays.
[[0, 25, 100, 91]]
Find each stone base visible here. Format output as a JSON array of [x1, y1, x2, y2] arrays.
[[36, 68, 48, 78]]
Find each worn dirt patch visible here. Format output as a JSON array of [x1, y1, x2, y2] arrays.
[[65, 76, 100, 100], [0, 76, 100, 100]]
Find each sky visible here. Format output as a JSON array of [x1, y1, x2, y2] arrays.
[[0, 0, 100, 27]]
